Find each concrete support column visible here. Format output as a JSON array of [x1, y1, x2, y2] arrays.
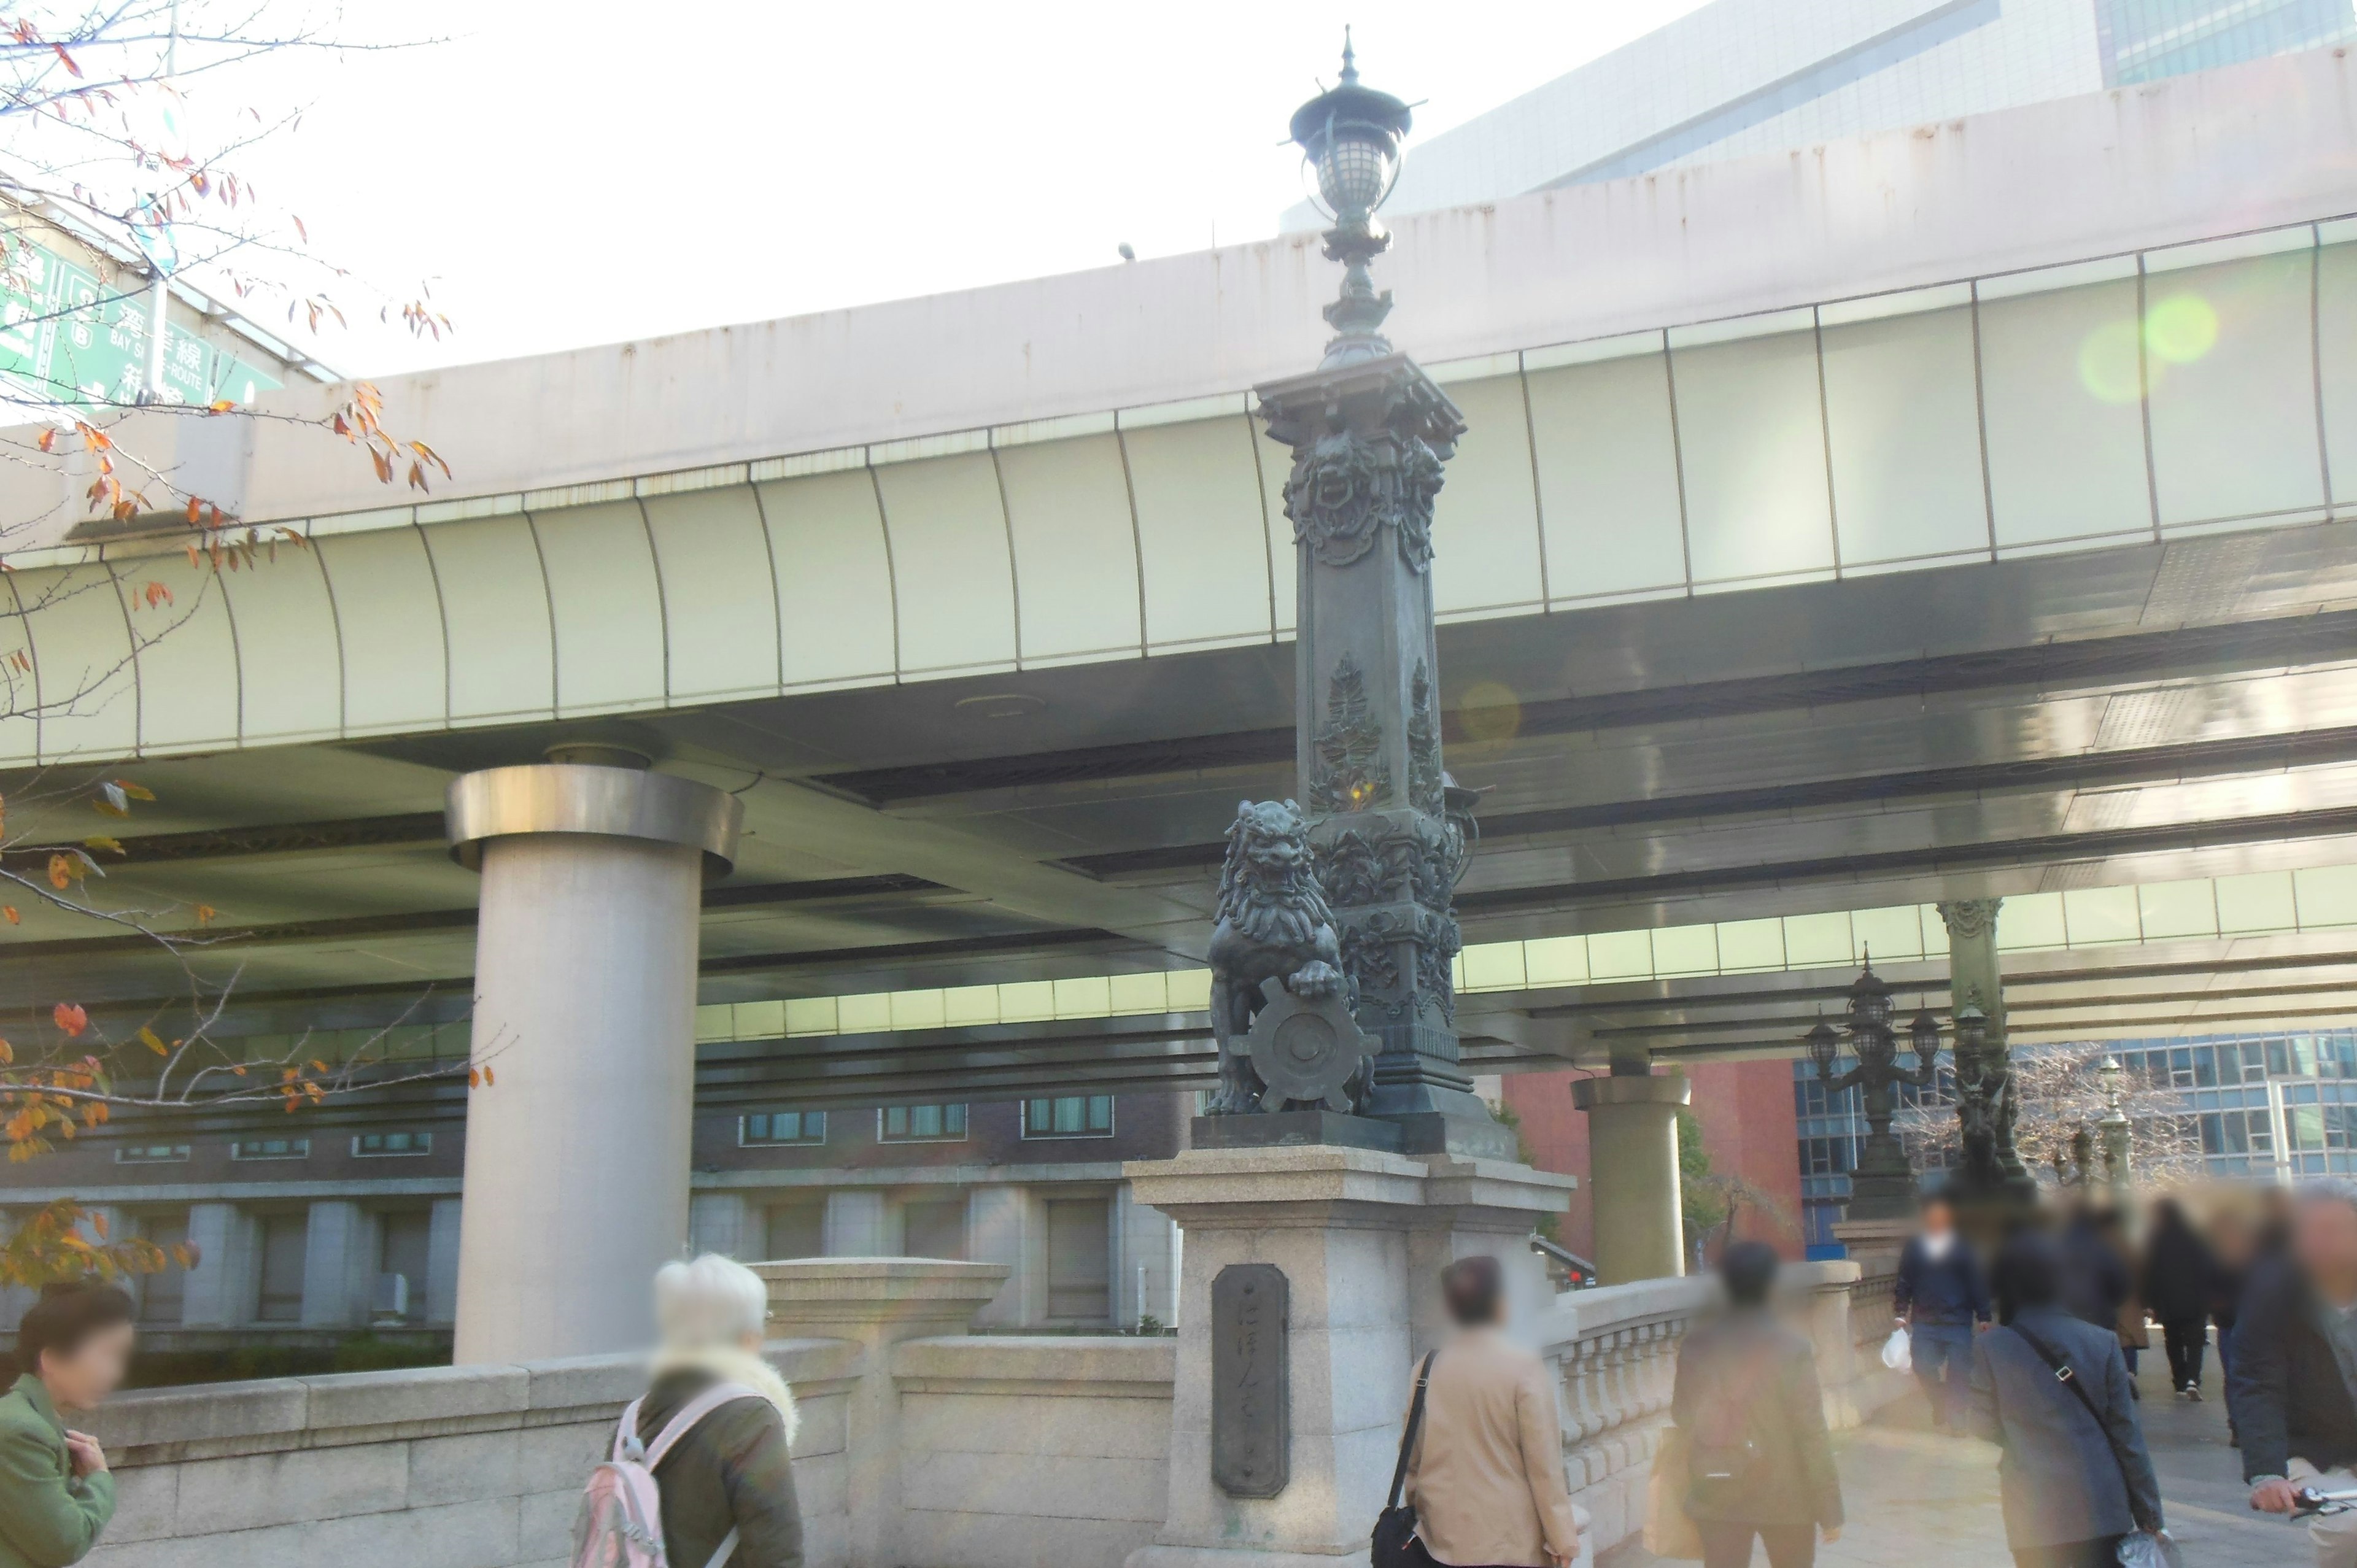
[[425, 1198, 462, 1326], [1114, 1180, 1180, 1330], [689, 1192, 755, 1259], [822, 1189, 894, 1257], [1573, 1073, 1691, 1285], [300, 1200, 377, 1329], [446, 762, 742, 1365], [966, 1186, 1036, 1327], [760, 1259, 1010, 1568], [1123, 1147, 1574, 1568], [180, 1202, 257, 1327]]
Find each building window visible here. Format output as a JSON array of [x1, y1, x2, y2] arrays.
[[740, 1111, 825, 1147], [354, 1130, 433, 1157], [879, 1103, 966, 1142], [231, 1137, 310, 1161], [1023, 1094, 1114, 1139], [114, 1143, 188, 1164]]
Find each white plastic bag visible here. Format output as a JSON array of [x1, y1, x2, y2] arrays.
[[1881, 1327, 1912, 1372]]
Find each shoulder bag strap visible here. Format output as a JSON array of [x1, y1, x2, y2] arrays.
[[1388, 1351, 1440, 1511], [2008, 1321, 2157, 1532], [702, 1525, 741, 1568]]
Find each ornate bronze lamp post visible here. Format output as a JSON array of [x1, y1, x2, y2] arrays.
[[1808, 960, 1941, 1220], [1198, 35, 1508, 1159], [2097, 1055, 2132, 1198]]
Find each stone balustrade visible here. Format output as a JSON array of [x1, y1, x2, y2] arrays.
[[60, 1257, 1908, 1568], [1536, 1259, 1911, 1555]]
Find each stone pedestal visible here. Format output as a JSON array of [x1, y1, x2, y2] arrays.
[[1830, 1216, 1913, 1268], [1123, 1146, 1576, 1568], [1572, 1074, 1690, 1286], [446, 762, 741, 1364], [758, 1257, 1012, 1568]]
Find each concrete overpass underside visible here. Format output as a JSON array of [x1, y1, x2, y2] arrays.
[[1, 52, 2355, 1138]]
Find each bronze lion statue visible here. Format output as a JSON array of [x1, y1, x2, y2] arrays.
[[1204, 799, 1351, 1114]]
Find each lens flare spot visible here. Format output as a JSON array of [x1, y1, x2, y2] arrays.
[[2145, 292, 2219, 365], [2076, 318, 2145, 405], [1460, 681, 1522, 743]]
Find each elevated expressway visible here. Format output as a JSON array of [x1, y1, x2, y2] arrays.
[[1, 51, 2355, 1129]]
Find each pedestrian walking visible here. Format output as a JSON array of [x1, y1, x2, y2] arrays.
[[575, 1254, 802, 1568], [2061, 1204, 2147, 1397], [2142, 1199, 2218, 1400], [1894, 1193, 1990, 1435], [2235, 1179, 2357, 1568], [1970, 1230, 2167, 1568], [2208, 1197, 2268, 1443], [1395, 1255, 1579, 1568], [0, 1283, 134, 1568], [1668, 1242, 1844, 1568]]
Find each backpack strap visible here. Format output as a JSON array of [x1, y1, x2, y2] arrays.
[[1388, 1351, 1439, 1511], [703, 1526, 741, 1568], [613, 1395, 648, 1463], [644, 1381, 766, 1472]]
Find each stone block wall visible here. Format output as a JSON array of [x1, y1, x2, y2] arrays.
[[78, 1341, 859, 1568], [892, 1336, 1175, 1568]]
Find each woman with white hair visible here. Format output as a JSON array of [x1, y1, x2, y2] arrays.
[[630, 1254, 802, 1568]]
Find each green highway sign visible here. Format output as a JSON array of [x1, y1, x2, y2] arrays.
[[0, 238, 282, 414]]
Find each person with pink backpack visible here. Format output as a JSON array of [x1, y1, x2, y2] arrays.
[[573, 1254, 802, 1568]]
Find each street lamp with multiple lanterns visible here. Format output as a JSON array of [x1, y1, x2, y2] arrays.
[[1808, 959, 1945, 1220]]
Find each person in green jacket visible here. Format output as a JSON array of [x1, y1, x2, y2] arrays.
[[0, 1283, 133, 1568]]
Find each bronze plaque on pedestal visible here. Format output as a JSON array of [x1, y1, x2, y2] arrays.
[[1210, 1262, 1290, 1497]]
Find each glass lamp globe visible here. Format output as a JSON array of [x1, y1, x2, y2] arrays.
[[1309, 124, 1398, 217], [1910, 1009, 1941, 1072], [1805, 1018, 1838, 1078]]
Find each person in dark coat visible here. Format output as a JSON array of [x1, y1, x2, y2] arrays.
[[1970, 1230, 2165, 1568], [2059, 1204, 2146, 1396], [2140, 1197, 2218, 1399], [2236, 1180, 2357, 1568], [1671, 1242, 1844, 1568], [1893, 1194, 1990, 1435], [632, 1254, 802, 1568]]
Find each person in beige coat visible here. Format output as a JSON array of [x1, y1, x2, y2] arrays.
[[1401, 1256, 1580, 1568]]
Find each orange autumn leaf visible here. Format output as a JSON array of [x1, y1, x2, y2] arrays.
[[3, 906, 19, 925], [50, 1003, 85, 1037]]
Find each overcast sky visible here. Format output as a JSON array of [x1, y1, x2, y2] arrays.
[[217, 1, 1711, 375]]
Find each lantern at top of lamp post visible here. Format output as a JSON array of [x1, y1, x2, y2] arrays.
[[1844, 958, 1897, 1070], [1910, 1007, 1942, 1076], [1287, 29, 1416, 368], [1806, 1018, 1839, 1079]]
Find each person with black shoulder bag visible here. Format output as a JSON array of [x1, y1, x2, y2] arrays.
[[1970, 1229, 2174, 1568], [1375, 1256, 1577, 1568]]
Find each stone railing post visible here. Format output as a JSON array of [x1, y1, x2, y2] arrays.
[[1797, 1261, 1862, 1426], [756, 1257, 1010, 1568]]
